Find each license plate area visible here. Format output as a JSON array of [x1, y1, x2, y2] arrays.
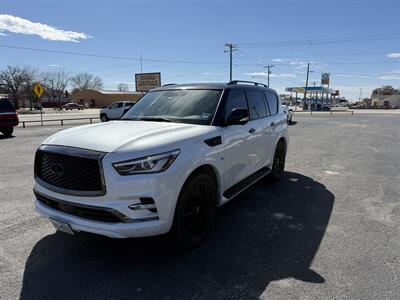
[[50, 218, 75, 235]]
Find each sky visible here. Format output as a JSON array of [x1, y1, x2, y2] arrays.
[[0, 0, 399, 100]]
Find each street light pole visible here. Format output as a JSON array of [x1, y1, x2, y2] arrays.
[[303, 63, 310, 109]]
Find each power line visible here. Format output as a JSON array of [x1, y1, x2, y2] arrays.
[[0, 44, 226, 65], [237, 33, 400, 48]]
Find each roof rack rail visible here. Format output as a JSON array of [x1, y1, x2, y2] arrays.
[[162, 83, 176, 86], [227, 80, 268, 87]]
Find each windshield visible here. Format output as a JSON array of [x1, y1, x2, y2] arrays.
[[122, 89, 222, 125]]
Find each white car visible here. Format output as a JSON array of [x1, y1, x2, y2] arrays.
[[34, 81, 288, 248], [282, 104, 293, 123], [100, 101, 135, 122]]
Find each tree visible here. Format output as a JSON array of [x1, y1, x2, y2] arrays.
[[117, 83, 130, 92], [41, 69, 70, 109], [372, 85, 400, 97], [0, 65, 32, 109], [71, 72, 103, 92]]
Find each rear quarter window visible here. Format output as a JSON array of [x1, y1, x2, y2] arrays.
[[264, 92, 279, 115]]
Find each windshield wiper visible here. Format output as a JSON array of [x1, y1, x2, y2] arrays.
[[138, 117, 175, 123]]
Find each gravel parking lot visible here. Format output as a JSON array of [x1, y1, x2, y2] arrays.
[[0, 113, 399, 299]]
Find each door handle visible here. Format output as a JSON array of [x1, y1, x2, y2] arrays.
[[270, 121, 276, 127], [248, 128, 256, 134]]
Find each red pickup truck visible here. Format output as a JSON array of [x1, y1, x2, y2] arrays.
[[0, 98, 19, 137]]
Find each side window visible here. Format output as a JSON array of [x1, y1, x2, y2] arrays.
[[224, 89, 248, 118], [264, 92, 278, 115], [110, 103, 119, 109], [246, 90, 267, 120], [117, 102, 124, 108]]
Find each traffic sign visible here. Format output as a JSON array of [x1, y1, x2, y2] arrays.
[[33, 83, 44, 98]]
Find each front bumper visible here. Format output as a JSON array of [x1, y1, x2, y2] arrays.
[[35, 197, 169, 238]]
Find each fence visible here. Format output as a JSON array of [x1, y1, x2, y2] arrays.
[[20, 117, 100, 128]]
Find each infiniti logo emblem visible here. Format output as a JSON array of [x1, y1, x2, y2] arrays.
[[49, 164, 64, 178]]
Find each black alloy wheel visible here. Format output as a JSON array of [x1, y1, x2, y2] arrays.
[[172, 173, 217, 249], [270, 142, 286, 181], [1, 127, 13, 137]]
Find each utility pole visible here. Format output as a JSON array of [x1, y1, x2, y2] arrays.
[[303, 63, 310, 109], [264, 65, 274, 87], [224, 43, 237, 81]]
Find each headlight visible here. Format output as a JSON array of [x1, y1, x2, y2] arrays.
[[113, 149, 180, 175]]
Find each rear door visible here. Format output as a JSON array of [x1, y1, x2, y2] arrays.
[[244, 89, 270, 171], [264, 91, 285, 161]]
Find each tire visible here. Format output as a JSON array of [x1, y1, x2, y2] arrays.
[[270, 141, 286, 181], [171, 173, 217, 249], [1, 127, 13, 137], [100, 114, 108, 122]]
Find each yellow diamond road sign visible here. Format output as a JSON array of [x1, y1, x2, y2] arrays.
[[33, 83, 44, 98]]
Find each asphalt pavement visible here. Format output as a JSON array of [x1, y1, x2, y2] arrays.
[[0, 113, 399, 299]]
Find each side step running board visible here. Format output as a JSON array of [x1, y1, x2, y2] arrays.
[[223, 167, 271, 200]]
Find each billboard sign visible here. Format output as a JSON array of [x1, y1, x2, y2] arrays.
[[321, 73, 330, 85], [135, 72, 161, 92]]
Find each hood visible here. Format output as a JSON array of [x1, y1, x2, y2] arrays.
[[42, 121, 216, 153]]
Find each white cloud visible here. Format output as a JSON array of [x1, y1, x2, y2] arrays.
[[0, 14, 91, 42], [272, 58, 283, 62], [48, 64, 60, 67], [244, 72, 296, 78], [377, 75, 400, 80], [386, 52, 400, 59]]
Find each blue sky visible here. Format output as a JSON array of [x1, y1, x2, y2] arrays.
[[1, 0, 399, 100]]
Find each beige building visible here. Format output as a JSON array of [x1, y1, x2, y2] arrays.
[[371, 95, 400, 108], [72, 89, 143, 108]]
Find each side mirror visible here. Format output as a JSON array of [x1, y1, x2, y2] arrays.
[[226, 108, 249, 125]]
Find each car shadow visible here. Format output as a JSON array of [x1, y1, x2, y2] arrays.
[[288, 121, 297, 126], [20, 172, 334, 299], [0, 134, 15, 139]]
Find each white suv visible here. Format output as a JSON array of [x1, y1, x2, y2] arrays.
[[100, 101, 135, 122], [34, 81, 288, 248]]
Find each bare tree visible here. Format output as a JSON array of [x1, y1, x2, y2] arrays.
[[71, 72, 103, 92], [117, 83, 130, 92], [0, 65, 32, 109], [41, 69, 70, 109]]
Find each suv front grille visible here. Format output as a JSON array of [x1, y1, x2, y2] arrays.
[[34, 145, 106, 196]]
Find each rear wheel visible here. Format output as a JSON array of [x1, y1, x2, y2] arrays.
[[171, 173, 217, 249], [100, 114, 108, 122], [270, 141, 286, 181], [1, 127, 13, 137]]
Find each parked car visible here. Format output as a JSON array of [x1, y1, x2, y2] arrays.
[[62, 103, 84, 110], [33, 81, 288, 248], [100, 101, 135, 122], [0, 98, 19, 137], [282, 104, 293, 123]]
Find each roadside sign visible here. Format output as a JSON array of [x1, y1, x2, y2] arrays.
[[135, 72, 161, 92], [33, 83, 44, 98], [321, 73, 330, 85]]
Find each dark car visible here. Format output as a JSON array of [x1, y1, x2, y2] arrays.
[[62, 103, 84, 110], [0, 98, 19, 137]]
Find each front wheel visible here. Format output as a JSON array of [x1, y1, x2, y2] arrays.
[[171, 173, 217, 249], [100, 114, 108, 122], [270, 141, 286, 181]]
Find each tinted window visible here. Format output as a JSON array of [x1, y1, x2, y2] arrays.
[[246, 90, 267, 120], [117, 102, 124, 108], [264, 92, 278, 115], [224, 89, 248, 119], [0, 99, 14, 111], [122, 89, 222, 125]]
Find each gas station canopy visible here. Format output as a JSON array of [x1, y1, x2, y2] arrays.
[[285, 86, 334, 94]]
